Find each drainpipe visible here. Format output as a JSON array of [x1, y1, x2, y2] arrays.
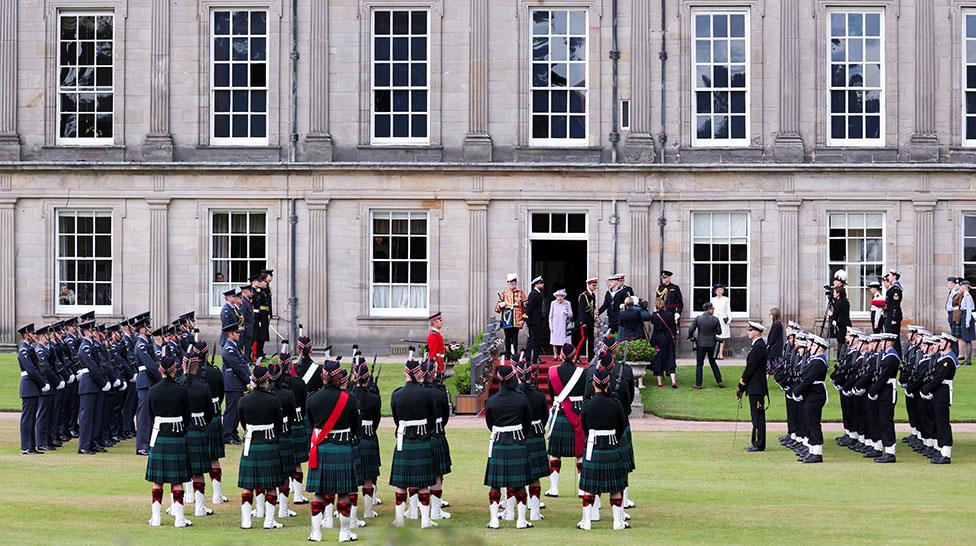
[[658, 0, 668, 163], [609, 0, 620, 162], [289, 0, 300, 162], [289, 198, 298, 344], [288, 0, 299, 343], [657, 202, 666, 274], [610, 200, 619, 273]]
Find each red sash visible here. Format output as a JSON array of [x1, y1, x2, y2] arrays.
[[548, 366, 585, 457], [307, 391, 350, 469]]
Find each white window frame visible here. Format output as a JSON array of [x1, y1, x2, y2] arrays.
[[529, 8, 590, 148], [619, 99, 630, 131], [208, 209, 268, 313], [691, 212, 750, 318], [691, 9, 750, 148], [56, 11, 115, 146], [209, 8, 270, 146], [827, 212, 886, 317], [529, 212, 589, 241], [55, 209, 113, 314], [963, 11, 976, 147], [369, 210, 430, 317], [370, 8, 431, 146], [826, 8, 886, 148], [962, 213, 976, 280]]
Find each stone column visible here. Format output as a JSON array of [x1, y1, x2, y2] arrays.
[[306, 199, 330, 344], [0, 1, 20, 160], [467, 200, 489, 339], [624, 0, 656, 161], [0, 198, 15, 344], [463, 0, 492, 161], [147, 199, 170, 324], [772, 0, 804, 162], [913, 201, 936, 329], [629, 199, 652, 298], [305, 0, 335, 161], [909, 1, 938, 162], [777, 200, 801, 321], [143, 0, 174, 160]]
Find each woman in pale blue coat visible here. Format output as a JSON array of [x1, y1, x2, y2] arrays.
[[549, 289, 573, 359]]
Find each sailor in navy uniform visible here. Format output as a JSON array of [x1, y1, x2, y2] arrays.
[[869, 333, 901, 463], [77, 320, 111, 455], [222, 323, 251, 444], [135, 316, 161, 455], [920, 333, 958, 464], [599, 274, 634, 335], [18, 324, 47, 454], [790, 335, 830, 463]]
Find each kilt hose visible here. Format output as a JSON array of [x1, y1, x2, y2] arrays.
[[547, 414, 579, 458], [145, 436, 192, 485], [358, 434, 382, 478], [290, 421, 311, 464], [389, 437, 436, 489], [185, 428, 212, 476], [431, 433, 452, 476], [580, 448, 628, 495], [207, 415, 225, 459], [307, 441, 359, 495], [525, 436, 551, 480], [619, 425, 636, 473], [484, 442, 531, 489], [238, 442, 285, 491]]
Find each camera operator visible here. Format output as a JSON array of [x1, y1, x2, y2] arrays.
[[827, 286, 851, 360]]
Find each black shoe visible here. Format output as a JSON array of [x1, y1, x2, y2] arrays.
[[801, 454, 823, 463], [78, 449, 95, 455], [717, 382, 726, 388], [92, 446, 107, 453], [874, 453, 896, 464], [226, 439, 242, 446], [863, 449, 882, 458], [70, 431, 80, 438], [901, 436, 912, 444], [744, 446, 764, 452], [21, 449, 35, 455], [136, 449, 149, 456], [931, 455, 951, 464]]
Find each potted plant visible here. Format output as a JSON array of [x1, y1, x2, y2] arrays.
[[453, 363, 478, 414]]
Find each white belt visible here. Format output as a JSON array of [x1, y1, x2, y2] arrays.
[[396, 419, 427, 451], [295, 407, 303, 422], [569, 396, 583, 402], [531, 419, 544, 435], [191, 411, 207, 428], [313, 427, 352, 443], [435, 416, 445, 434], [887, 377, 898, 404], [150, 416, 184, 448], [211, 397, 220, 413], [943, 380, 954, 405], [586, 429, 618, 461], [489, 424, 524, 458], [76, 368, 90, 376], [138, 366, 146, 372], [813, 381, 828, 405], [243, 424, 275, 456], [20, 371, 27, 377], [282, 416, 290, 434], [362, 422, 375, 436]]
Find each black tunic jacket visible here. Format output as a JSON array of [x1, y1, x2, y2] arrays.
[[580, 393, 627, 449], [484, 384, 532, 444], [148, 377, 192, 438], [390, 382, 436, 439], [239, 388, 283, 444], [306, 384, 362, 441]]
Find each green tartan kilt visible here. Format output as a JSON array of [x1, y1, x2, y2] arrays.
[[238, 442, 285, 490], [431, 433, 452, 476], [207, 416, 225, 459], [278, 430, 297, 476], [620, 425, 636, 472], [306, 441, 358, 495], [352, 442, 365, 486], [359, 435, 381, 478], [145, 436, 192, 485], [580, 448, 628, 494], [484, 442, 530, 488], [389, 437, 436, 489], [525, 436, 551, 480], [186, 428, 212, 476], [290, 422, 311, 463], [547, 414, 580, 458]]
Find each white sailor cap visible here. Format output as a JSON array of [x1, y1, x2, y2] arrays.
[[879, 333, 898, 341], [747, 321, 765, 333], [530, 275, 543, 285], [795, 332, 809, 341], [917, 329, 932, 336], [814, 336, 831, 349], [907, 325, 920, 333], [847, 328, 864, 336], [787, 321, 801, 330], [941, 332, 958, 343], [922, 335, 940, 344], [506, 273, 518, 282], [608, 273, 624, 281]]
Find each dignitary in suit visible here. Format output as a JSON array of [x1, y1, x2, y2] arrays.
[[737, 322, 769, 452], [576, 278, 599, 360], [524, 276, 546, 364], [687, 302, 725, 389], [222, 324, 251, 445], [496, 274, 528, 359]]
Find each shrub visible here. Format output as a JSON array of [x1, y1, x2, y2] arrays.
[[616, 339, 658, 362], [469, 331, 485, 356], [446, 341, 466, 363], [453, 363, 471, 395]]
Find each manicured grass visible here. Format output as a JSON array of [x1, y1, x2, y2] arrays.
[[0, 418, 973, 545], [640, 364, 976, 422]]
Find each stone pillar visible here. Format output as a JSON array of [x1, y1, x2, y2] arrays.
[[0, 1, 20, 160], [467, 200, 489, 339], [306, 199, 330, 344], [305, 0, 334, 161], [624, 0, 656, 161], [629, 199, 652, 298], [777, 200, 801, 321], [143, 0, 174, 160], [909, 1, 938, 162], [913, 201, 936, 330], [463, 0, 492, 161], [772, 0, 803, 162], [147, 199, 170, 324], [0, 198, 15, 344]]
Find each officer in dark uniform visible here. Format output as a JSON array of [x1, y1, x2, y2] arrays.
[[33, 326, 63, 451], [120, 317, 141, 440], [219, 289, 243, 349], [737, 322, 768, 452], [921, 333, 957, 464], [883, 270, 904, 354], [77, 320, 110, 455], [240, 284, 256, 361], [62, 318, 83, 439], [598, 274, 634, 336], [252, 274, 271, 360], [655, 271, 684, 338], [295, 327, 324, 393], [222, 323, 251, 444], [135, 317, 162, 455], [524, 276, 545, 364], [18, 324, 47, 454], [576, 277, 598, 360]]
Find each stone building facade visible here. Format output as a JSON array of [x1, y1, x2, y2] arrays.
[[0, 1, 973, 352]]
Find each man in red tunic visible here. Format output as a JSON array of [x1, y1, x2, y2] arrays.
[[426, 313, 446, 373]]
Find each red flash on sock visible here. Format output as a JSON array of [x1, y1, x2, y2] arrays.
[[430, 489, 442, 498], [610, 497, 623, 507], [549, 459, 561, 473], [292, 470, 303, 483], [324, 494, 336, 505], [408, 487, 419, 497], [151, 487, 163, 504], [266, 493, 278, 506], [337, 501, 351, 517], [488, 490, 501, 504], [576, 461, 583, 472], [362, 486, 375, 497], [192, 481, 205, 493], [418, 492, 431, 506], [173, 490, 185, 505], [210, 467, 222, 481], [395, 492, 407, 505], [529, 485, 542, 498], [242, 491, 254, 505], [582, 494, 595, 507], [311, 501, 325, 515], [515, 488, 527, 504], [349, 493, 359, 506]]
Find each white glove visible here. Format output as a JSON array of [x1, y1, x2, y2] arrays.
[[131, 374, 138, 382], [120, 381, 128, 390], [498, 301, 507, 308], [113, 379, 121, 388], [67, 374, 76, 384], [674, 313, 680, 322], [102, 382, 111, 392], [57, 380, 65, 390], [41, 383, 51, 393]]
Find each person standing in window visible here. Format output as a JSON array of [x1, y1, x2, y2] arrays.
[[710, 284, 732, 360], [524, 277, 545, 364], [649, 300, 678, 389], [828, 286, 851, 360], [549, 290, 573, 361]]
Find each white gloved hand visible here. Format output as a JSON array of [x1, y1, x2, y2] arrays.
[[120, 381, 128, 390], [41, 383, 51, 393], [674, 313, 680, 322], [67, 374, 76, 384], [102, 382, 111, 392], [498, 301, 507, 308], [131, 374, 138, 382], [57, 380, 66, 390], [113, 379, 121, 388]]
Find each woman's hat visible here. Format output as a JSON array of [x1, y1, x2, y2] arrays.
[[553, 289, 567, 297]]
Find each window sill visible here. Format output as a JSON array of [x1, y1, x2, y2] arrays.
[[514, 146, 603, 163], [354, 146, 443, 162], [184, 146, 282, 161], [360, 144, 442, 150], [40, 145, 126, 161], [357, 315, 430, 325]]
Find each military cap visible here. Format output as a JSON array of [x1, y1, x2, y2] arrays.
[[868, 281, 882, 289], [248, 273, 263, 282], [942, 332, 958, 343], [496, 364, 516, 382], [34, 325, 50, 336], [261, 269, 274, 276], [592, 368, 611, 386], [222, 288, 237, 297], [585, 276, 598, 284], [427, 312, 442, 322], [239, 284, 253, 293], [17, 323, 35, 335], [251, 365, 269, 382], [660, 270, 673, 277], [80, 311, 95, 321], [530, 275, 543, 285], [221, 323, 239, 333], [747, 321, 765, 332], [78, 320, 96, 331], [506, 273, 518, 282]]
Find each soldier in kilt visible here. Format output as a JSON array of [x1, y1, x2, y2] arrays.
[[305, 360, 362, 543], [350, 358, 382, 520], [237, 365, 286, 530], [578, 368, 629, 531], [269, 361, 299, 520], [281, 346, 311, 505], [389, 353, 438, 529], [182, 348, 215, 517], [192, 339, 228, 505], [546, 344, 586, 498], [144, 354, 193, 528], [587, 349, 637, 513], [484, 364, 534, 530], [424, 360, 453, 520], [516, 356, 550, 522]]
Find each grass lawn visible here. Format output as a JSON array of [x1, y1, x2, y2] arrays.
[[641, 364, 976, 422], [0, 417, 973, 545]]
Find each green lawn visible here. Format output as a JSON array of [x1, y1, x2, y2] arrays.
[[0, 418, 973, 545], [641, 364, 976, 423]]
